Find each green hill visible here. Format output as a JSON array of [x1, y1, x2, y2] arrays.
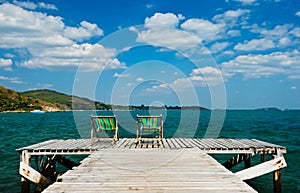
[[22, 89, 111, 110], [0, 86, 64, 112]]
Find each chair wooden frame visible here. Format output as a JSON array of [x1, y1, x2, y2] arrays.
[[136, 114, 163, 143], [90, 115, 119, 141]]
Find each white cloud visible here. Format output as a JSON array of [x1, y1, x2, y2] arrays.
[[290, 27, 300, 37], [37, 83, 53, 88], [12, 0, 37, 9], [4, 53, 15, 58], [113, 73, 130, 78], [12, 0, 57, 10], [0, 75, 25, 84], [0, 3, 67, 48], [210, 42, 230, 53], [63, 21, 103, 41], [146, 4, 153, 9], [136, 28, 200, 50], [212, 9, 250, 27], [288, 75, 300, 79], [295, 11, 300, 17], [136, 13, 201, 50], [227, 30, 241, 37], [0, 58, 12, 67], [190, 67, 225, 86], [0, 3, 122, 71], [21, 43, 124, 71], [145, 12, 180, 29], [144, 66, 224, 94], [38, 2, 57, 10], [291, 86, 297, 90], [234, 38, 275, 51], [177, 14, 185, 21], [230, 0, 258, 6], [259, 24, 293, 37], [278, 37, 292, 47], [137, 9, 250, 50], [246, 24, 299, 50], [181, 18, 224, 42], [222, 51, 300, 78], [136, 77, 144, 82], [0, 58, 13, 71]]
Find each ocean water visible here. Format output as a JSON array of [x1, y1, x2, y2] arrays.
[[0, 110, 299, 193]]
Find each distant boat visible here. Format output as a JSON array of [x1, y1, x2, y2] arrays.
[[31, 110, 45, 114]]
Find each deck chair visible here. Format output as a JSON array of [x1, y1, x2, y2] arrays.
[[90, 115, 119, 141], [136, 114, 163, 143]]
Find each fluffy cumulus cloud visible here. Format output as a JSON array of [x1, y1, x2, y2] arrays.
[[135, 10, 251, 51], [181, 18, 225, 42], [222, 50, 300, 78], [144, 12, 180, 29], [136, 13, 201, 50], [0, 3, 122, 71], [63, 21, 103, 41]]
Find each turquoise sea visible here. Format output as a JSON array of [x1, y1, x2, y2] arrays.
[[0, 110, 299, 193]]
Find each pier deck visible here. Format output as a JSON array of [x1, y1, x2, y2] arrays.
[[43, 148, 257, 193], [17, 138, 287, 193], [17, 138, 286, 154]]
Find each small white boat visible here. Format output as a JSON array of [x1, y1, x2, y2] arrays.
[[31, 110, 46, 114]]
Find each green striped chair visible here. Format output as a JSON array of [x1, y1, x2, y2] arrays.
[[90, 115, 119, 141], [136, 114, 163, 143]]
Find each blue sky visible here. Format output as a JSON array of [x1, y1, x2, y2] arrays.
[[0, 0, 299, 109]]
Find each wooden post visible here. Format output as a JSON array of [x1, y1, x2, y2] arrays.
[[244, 154, 251, 169], [261, 154, 266, 162], [273, 149, 283, 193], [21, 150, 31, 193], [273, 169, 282, 193]]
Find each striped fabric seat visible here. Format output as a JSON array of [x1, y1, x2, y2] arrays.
[[91, 115, 118, 141], [138, 117, 160, 132], [136, 114, 163, 143]]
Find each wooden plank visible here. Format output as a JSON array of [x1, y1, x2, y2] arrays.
[[235, 156, 287, 180], [43, 148, 257, 193], [18, 138, 287, 155], [169, 138, 182, 148], [19, 162, 52, 189], [17, 140, 61, 152]]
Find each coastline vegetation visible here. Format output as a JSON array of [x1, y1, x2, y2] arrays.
[[0, 85, 208, 112]]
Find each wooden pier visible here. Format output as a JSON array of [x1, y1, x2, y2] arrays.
[[17, 138, 287, 193]]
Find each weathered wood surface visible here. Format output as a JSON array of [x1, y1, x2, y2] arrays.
[[17, 138, 286, 155], [43, 148, 257, 193], [19, 162, 52, 190], [235, 156, 287, 180]]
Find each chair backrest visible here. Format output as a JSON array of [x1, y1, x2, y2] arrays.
[[91, 115, 117, 133], [137, 115, 162, 129]]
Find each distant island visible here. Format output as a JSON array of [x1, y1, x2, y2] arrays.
[[0, 85, 209, 112]]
